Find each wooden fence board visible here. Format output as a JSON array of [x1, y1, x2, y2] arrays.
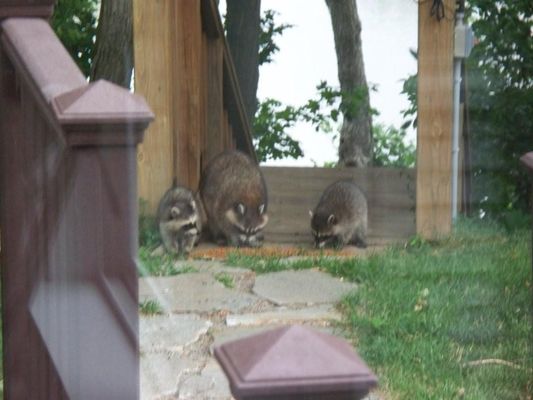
[[174, 0, 203, 189], [261, 167, 416, 244], [205, 36, 225, 167]]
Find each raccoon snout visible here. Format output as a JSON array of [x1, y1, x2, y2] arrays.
[[315, 240, 326, 249]]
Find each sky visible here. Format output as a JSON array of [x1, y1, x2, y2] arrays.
[[221, 0, 418, 166]]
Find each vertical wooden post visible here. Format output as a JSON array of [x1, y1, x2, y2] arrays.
[[133, 0, 175, 212], [134, 0, 205, 212], [416, 0, 455, 238], [173, 0, 204, 188]]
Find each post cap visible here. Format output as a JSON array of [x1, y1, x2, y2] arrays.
[[51, 80, 154, 146], [214, 325, 378, 399]]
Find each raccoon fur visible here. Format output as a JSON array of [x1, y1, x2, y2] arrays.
[[199, 150, 268, 247], [157, 182, 202, 255], [310, 180, 367, 249]]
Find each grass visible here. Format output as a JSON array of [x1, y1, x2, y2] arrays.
[[137, 247, 198, 277], [215, 272, 235, 288], [223, 219, 533, 399], [139, 299, 164, 315]]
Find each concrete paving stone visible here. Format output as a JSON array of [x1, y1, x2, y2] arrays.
[[140, 314, 212, 354], [177, 360, 232, 400], [139, 273, 261, 313], [173, 260, 257, 292], [173, 259, 250, 275], [253, 269, 357, 305], [140, 352, 195, 400], [225, 305, 342, 327]]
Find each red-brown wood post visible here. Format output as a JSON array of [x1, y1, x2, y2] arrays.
[[0, 13, 153, 400]]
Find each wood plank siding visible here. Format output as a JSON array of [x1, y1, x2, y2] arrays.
[[261, 167, 416, 245]]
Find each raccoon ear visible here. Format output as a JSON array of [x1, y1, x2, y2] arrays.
[[235, 203, 246, 216], [170, 206, 181, 218], [327, 214, 336, 225], [258, 204, 265, 215], [308, 210, 313, 219]]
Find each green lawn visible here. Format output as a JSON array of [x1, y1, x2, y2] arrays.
[[226, 219, 533, 399]]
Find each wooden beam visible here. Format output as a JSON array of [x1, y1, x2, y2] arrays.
[[173, 0, 204, 189], [133, 0, 174, 212], [416, 0, 455, 238]]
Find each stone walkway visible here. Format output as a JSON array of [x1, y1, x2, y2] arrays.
[[138, 259, 361, 400]]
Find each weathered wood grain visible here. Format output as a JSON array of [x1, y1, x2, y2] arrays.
[[174, 0, 203, 189], [261, 167, 416, 244], [133, 0, 174, 211], [416, 0, 455, 238]]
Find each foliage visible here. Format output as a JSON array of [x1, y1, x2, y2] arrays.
[[254, 81, 375, 162], [465, 0, 533, 217], [139, 299, 163, 315], [253, 99, 304, 161], [258, 9, 293, 66], [225, 219, 533, 398], [400, 49, 418, 130], [372, 123, 416, 168], [401, 2, 532, 217], [51, 0, 99, 77], [139, 199, 160, 249]]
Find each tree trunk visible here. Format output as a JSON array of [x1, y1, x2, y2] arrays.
[[90, 0, 133, 89], [326, 0, 373, 167], [225, 0, 261, 129]]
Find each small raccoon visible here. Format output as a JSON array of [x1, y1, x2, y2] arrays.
[[157, 182, 202, 255], [199, 150, 268, 247], [310, 180, 367, 249]]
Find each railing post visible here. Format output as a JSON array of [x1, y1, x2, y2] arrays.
[[0, 15, 153, 399]]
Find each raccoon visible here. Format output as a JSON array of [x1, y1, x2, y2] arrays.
[[157, 182, 202, 255], [199, 150, 268, 247], [310, 180, 367, 249]]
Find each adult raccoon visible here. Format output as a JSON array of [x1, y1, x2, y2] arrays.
[[310, 180, 367, 249], [157, 181, 202, 255], [199, 150, 268, 247]]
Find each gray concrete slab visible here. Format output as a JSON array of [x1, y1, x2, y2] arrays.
[[139, 273, 261, 313], [177, 360, 232, 400], [140, 352, 195, 400], [140, 314, 212, 354], [225, 305, 342, 327], [253, 269, 357, 305]]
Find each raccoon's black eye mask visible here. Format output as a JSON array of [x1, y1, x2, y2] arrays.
[[181, 222, 197, 231]]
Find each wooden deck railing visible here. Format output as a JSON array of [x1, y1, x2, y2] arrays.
[[0, 10, 153, 399]]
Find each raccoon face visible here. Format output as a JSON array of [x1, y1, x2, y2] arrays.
[[225, 202, 268, 245], [165, 200, 198, 230], [310, 212, 338, 249]]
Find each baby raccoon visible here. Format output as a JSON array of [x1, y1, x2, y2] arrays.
[[310, 180, 367, 249], [199, 150, 268, 247], [157, 182, 202, 255]]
